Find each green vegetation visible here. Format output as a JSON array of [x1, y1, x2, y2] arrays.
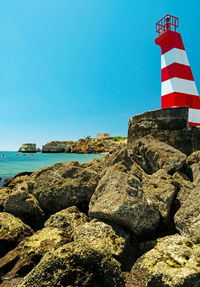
[[106, 136, 127, 141], [84, 136, 92, 142]]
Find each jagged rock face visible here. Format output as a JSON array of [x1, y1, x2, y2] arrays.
[[89, 165, 160, 237], [107, 147, 133, 170], [0, 212, 33, 257], [42, 141, 73, 153], [31, 161, 100, 214], [18, 242, 125, 287], [127, 234, 200, 287], [187, 150, 200, 185], [18, 143, 37, 153], [128, 107, 200, 155], [128, 135, 187, 174], [172, 171, 194, 210], [174, 187, 200, 244]]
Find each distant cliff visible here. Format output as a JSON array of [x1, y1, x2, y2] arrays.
[[18, 143, 39, 153], [42, 141, 74, 153], [42, 137, 127, 154]]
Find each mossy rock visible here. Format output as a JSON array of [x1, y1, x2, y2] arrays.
[[44, 206, 88, 230], [0, 212, 33, 257], [0, 188, 12, 211], [0, 227, 72, 280], [18, 241, 125, 287], [4, 189, 45, 229], [129, 234, 200, 287], [73, 219, 138, 270]]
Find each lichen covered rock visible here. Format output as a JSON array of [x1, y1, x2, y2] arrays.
[[0, 227, 71, 281], [89, 165, 160, 237], [32, 161, 100, 214], [18, 242, 125, 287], [0, 188, 12, 211], [128, 135, 187, 174], [187, 150, 200, 186], [0, 212, 33, 257], [4, 189, 45, 229], [128, 234, 200, 287], [142, 171, 177, 223], [44, 206, 89, 230], [73, 219, 138, 270], [174, 187, 200, 243]]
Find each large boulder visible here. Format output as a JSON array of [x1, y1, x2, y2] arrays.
[[172, 171, 194, 210], [0, 227, 71, 282], [89, 165, 160, 237], [127, 234, 200, 287], [174, 187, 200, 244], [73, 219, 138, 270], [186, 150, 200, 186], [30, 161, 100, 214], [4, 189, 45, 229], [0, 212, 33, 257], [128, 135, 187, 174], [3, 172, 32, 189], [44, 206, 89, 230], [0, 188, 12, 211], [142, 170, 177, 224], [18, 242, 125, 287]]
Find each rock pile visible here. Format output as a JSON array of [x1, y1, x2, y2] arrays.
[[1, 135, 200, 286]]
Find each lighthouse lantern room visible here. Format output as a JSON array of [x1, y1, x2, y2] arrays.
[[155, 15, 200, 126]]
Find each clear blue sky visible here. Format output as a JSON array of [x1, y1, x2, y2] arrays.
[[0, 0, 200, 150]]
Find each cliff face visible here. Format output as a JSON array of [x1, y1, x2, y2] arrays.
[[42, 137, 127, 154], [42, 141, 74, 153], [128, 107, 200, 155], [18, 143, 37, 153]]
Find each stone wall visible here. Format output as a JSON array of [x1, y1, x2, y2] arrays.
[[128, 107, 200, 155]]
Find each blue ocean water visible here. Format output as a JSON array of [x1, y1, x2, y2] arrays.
[[0, 151, 105, 185]]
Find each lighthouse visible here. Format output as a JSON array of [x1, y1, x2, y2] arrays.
[[155, 15, 200, 126]]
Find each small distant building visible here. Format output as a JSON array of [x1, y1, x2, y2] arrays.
[[96, 133, 110, 139]]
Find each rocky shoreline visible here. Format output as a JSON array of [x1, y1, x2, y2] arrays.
[[1, 108, 200, 286], [1, 136, 200, 286]]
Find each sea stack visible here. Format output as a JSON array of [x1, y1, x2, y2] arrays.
[[18, 143, 37, 153]]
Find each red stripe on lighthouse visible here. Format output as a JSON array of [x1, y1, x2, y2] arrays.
[[161, 63, 194, 82], [161, 93, 200, 109], [155, 30, 185, 54]]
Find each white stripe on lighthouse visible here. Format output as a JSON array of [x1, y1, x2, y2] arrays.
[[162, 78, 199, 96], [188, 108, 200, 124], [161, 48, 190, 69]]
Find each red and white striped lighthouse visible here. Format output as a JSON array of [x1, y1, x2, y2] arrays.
[[155, 15, 200, 126]]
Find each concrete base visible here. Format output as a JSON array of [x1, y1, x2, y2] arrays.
[[128, 107, 200, 155]]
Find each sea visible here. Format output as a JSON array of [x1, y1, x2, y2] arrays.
[[0, 151, 105, 187]]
